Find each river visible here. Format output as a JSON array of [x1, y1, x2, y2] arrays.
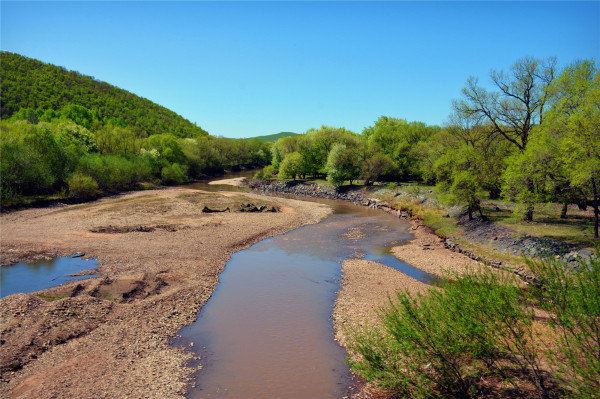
[[175, 185, 438, 398]]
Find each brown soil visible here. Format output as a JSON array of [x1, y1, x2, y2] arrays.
[[0, 187, 330, 399]]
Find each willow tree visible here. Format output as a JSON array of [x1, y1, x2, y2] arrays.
[[453, 56, 557, 151], [550, 60, 600, 238]]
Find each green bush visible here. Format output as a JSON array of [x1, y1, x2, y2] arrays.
[[350, 272, 548, 398], [77, 154, 151, 191], [528, 253, 600, 398], [254, 165, 276, 179], [0, 121, 67, 201], [160, 163, 188, 185], [67, 172, 98, 198]]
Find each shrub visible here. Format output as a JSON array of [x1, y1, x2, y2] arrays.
[[161, 163, 188, 185], [350, 272, 548, 398], [0, 121, 64, 200], [67, 172, 98, 198], [254, 165, 276, 180], [78, 154, 151, 191], [528, 253, 600, 398]]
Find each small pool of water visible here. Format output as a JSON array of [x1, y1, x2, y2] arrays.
[[174, 200, 438, 398], [0, 255, 98, 298]]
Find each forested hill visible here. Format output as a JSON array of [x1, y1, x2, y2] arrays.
[[249, 132, 298, 142], [0, 52, 207, 137]]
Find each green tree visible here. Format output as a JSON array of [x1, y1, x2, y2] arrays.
[[361, 152, 394, 185], [363, 117, 438, 180], [278, 152, 304, 180], [549, 60, 600, 238], [453, 56, 557, 151], [325, 143, 362, 186]]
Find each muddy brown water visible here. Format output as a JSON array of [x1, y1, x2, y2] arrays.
[[175, 195, 439, 398]]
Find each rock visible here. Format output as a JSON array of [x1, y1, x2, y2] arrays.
[[563, 251, 579, 262], [202, 206, 230, 213]]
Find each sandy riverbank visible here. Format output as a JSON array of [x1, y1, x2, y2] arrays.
[[0, 187, 330, 399]]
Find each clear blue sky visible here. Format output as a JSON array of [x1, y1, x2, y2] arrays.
[[1, 1, 598, 138]]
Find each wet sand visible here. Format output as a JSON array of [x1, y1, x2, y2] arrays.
[[0, 187, 330, 399]]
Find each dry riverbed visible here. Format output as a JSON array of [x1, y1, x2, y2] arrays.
[[0, 187, 330, 399]]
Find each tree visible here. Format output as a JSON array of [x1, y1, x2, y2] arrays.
[[363, 117, 438, 180], [278, 152, 304, 180], [362, 153, 394, 185], [325, 143, 362, 187], [548, 60, 600, 238], [435, 145, 487, 220], [453, 56, 557, 151]]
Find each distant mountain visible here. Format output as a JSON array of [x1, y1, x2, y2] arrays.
[[0, 52, 208, 137], [249, 131, 298, 142]]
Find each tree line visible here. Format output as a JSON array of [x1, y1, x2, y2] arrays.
[[259, 57, 599, 238], [0, 105, 270, 205]]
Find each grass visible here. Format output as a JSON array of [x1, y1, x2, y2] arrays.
[[36, 292, 68, 301], [371, 184, 597, 271], [483, 202, 595, 248]]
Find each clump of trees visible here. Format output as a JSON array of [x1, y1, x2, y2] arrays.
[[0, 110, 271, 206], [350, 253, 600, 398], [259, 56, 599, 238]]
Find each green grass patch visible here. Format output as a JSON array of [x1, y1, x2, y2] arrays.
[[36, 292, 68, 301]]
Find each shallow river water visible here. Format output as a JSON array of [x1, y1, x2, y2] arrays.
[[0, 255, 98, 298], [175, 197, 438, 398]]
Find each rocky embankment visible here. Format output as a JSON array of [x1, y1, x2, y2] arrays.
[[248, 180, 589, 275]]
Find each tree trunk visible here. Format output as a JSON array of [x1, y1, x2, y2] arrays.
[[468, 207, 473, 220], [594, 204, 599, 239], [592, 179, 599, 239], [524, 205, 534, 221], [560, 203, 568, 219]]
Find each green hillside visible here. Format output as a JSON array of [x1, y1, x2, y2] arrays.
[[0, 52, 207, 137], [249, 131, 298, 142]]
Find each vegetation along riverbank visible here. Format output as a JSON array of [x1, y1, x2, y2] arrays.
[[1, 37, 598, 399]]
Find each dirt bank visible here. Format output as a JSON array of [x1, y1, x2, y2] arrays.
[[0, 187, 330, 399], [391, 223, 496, 279], [208, 176, 247, 186]]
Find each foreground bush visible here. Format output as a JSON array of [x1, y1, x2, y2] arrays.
[[67, 172, 98, 198], [528, 253, 600, 399], [350, 273, 549, 398]]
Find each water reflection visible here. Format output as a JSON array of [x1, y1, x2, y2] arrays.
[[176, 200, 436, 398], [0, 256, 98, 298]]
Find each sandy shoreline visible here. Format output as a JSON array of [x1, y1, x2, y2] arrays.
[[0, 187, 330, 398]]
